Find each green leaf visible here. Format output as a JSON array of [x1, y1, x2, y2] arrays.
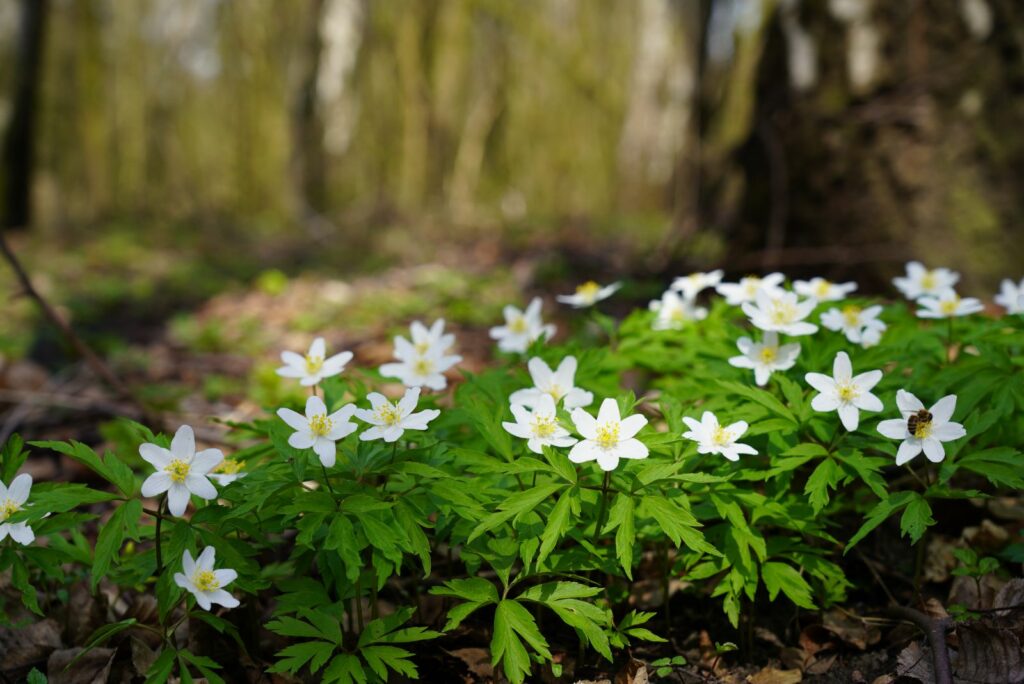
[[432, 577, 500, 604], [900, 494, 935, 544], [324, 515, 363, 582], [805, 459, 841, 513], [538, 489, 574, 564], [717, 381, 797, 424], [844, 491, 915, 552], [92, 499, 142, 590], [519, 582, 613, 661], [467, 484, 564, 543], [604, 494, 636, 578], [1, 434, 29, 482], [491, 600, 550, 684], [30, 440, 134, 497], [268, 641, 337, 675], [145, 649, 177, 684], [323, 653, 368, 683], [761, 561, 816, 609], [66, 619, 138, 671]]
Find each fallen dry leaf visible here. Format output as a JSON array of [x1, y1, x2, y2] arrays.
[[895, 641, 934, 682], [955, 622, 1024, 682], [821, 609, 881, 650], [447, 648, 492, 679], [47, 647, 115, 684], [0, 618, 62, 670], [747, 666, 802, 683], [615, 658, 648, 684]]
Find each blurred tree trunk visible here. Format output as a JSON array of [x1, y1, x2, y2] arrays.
[[291, 0, 329, 220], [2, 0, 48, 231]]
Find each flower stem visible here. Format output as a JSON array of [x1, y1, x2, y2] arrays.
[[320, 462, 336, 496], [592, 472, 612, 545], [154, 497, 165, 576], [905, 465, 929, 491]]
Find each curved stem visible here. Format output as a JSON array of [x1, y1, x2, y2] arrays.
[[320, 462, 336, 495], [592, 472, 612, 545]]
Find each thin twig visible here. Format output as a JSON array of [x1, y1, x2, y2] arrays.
[[0, 232, 141, 408]]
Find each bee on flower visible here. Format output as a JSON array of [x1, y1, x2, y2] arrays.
[[994, 277, 1024, 314], [715, 273, 786, 306], [489, 298, 556, 353], [276, 337, 354, 387], [649, 289, 708, 331], [380, 320, 462, 390], [793, 277, 857, 302], [568, 398, 649, 471], [876, 390, 966, 465], [509, 356, 593, 410], [174, 547, 240, 611], [916, 289, 984, 319], [670, 270, 724, 300], [820, 304, 887, 347], [502, 394, 578, 454], [140, 425, 223, 517], [278, 396, 358, 467], [0, 474, 35, 545], [355, 387, 441, 443], [556, 280, 621, 308], [893, 262, 960, 300], [728, 331, 800, 386]]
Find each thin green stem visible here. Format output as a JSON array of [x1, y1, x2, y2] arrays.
[[355, 574, 365, 633], [905, 465, 929, 491], [154, 497, 165, 576], [592, 472, 612, 545], [320, 462, 336, 495]]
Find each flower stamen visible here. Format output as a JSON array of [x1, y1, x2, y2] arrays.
[[167, 459, 191, 483], [309, 414, 334, 436], [193, 569, 220, 592], [595, 422, 620, 449]]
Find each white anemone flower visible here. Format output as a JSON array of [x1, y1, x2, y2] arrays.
[[174, 547, 240, 611], [671, 270, 724, 300], [502, 394, 578, 454], [916, 289, 984, 319], [649, 290, 708, 330], [0, 474, 35, 545], [140, 426, 223, 517], [276, 337, 354, 387], [509, 356, 593, 410], [568, 398, 648, 471], [804, 351, 883, 431], [742, 289, 818, 336], [380, 334, 462, 391], [820, 304, 887, 347], [355, 387, 441, 443], [489, 298, 556, 353], [994, 278, 1024, 314], [278, 396, 358, 467], [409, 319, 455, 355], [877, 390, 967, 465], [728, 331, 800, 386], [715, 273, 786, 305], [893, 261, 960, 300], [556, 280, 621, 308], [208, 459, 245, 486], [681, 411, 756, 462], [793, 277, 857, 302]]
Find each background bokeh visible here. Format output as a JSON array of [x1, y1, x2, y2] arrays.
[[1, 0, 1023, 364]]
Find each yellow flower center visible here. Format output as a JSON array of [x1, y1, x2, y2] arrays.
[[842, 305, 862, 327], [939, 297, 960, 316], [814, 280, 832, 298], [304, 354, 324, 375], [595, 421, 620, 449], [414, 341, 431, 355], [837, 383, 859, 402], [193, 569, 220, 592], [743, 277, 762, 296], [913, 419, 932, 439], [920, 271, 937, 291], [509, 316, 528, 334], [167, 459, 191, 483], [546, 384, 565, 401], [214, 459, 243, 475], [575, 281, 602, 300], [309, 413, 334, 437], [377, 404, 403, 426], [531, 415, 557, 438], [711, 425, 732, 446], [769, 300, 797, 325], [759, 346, 778, 363], [0, 499, 19, 522], [413, 357, 434, 375]]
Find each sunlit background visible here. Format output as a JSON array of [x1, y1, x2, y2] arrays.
[[1, 0, 1022, 368]]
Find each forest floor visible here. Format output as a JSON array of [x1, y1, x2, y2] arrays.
[[1, 228, 1021, 683]]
